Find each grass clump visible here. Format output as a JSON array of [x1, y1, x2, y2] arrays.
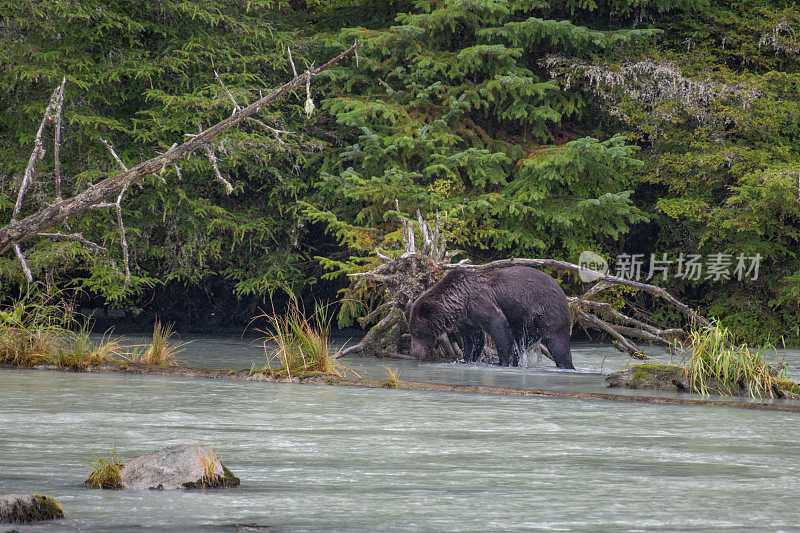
[[182, 446, 241, 489], [0, 287, 71, 366], [253, 297, 342, 378], [0, 287, 120, 369], [1, 289, 186, 370], [382, 366, 400, 388], [127, 319, 185, 366], [85, 449, 124, 489], [198, 446, 219, 486], [683, 321, 797, 399], [50, 322, 121, 370]]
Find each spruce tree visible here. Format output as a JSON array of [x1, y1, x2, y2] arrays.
[[306, 0, 672, 269]]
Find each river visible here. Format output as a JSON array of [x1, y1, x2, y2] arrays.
[[2, 340, 800, 531]]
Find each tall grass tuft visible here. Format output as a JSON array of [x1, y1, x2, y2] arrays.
[[0, 287, 120, 368], [85, 448, 124, 489], [1, 289, 188, 370], [130, 319, 185, 365], [382, 366, 400, 388], [684, 321, 794, 398], [254, 297, 342, 378], [0, 287, 70, 366], [198, 446, 219, 486], [50, 321, 122, 370]]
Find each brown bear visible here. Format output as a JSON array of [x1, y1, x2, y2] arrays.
[[408, 266, 574, 369]]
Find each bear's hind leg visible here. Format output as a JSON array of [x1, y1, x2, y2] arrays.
[[482, 314, 515, 367]]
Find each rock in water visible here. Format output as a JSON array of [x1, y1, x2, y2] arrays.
[[0, 494, 64, 524], [120, 444, 240, 490], [606, 363, 689, 392]]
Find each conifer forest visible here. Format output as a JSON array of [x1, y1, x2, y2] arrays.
[[2, 0, 799, 342]]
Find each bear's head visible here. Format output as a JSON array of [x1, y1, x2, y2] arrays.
[[408, 299, 438, 359]]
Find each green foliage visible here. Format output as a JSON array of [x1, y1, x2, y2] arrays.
[[544, 0, 800, 342], [0, 0, 324, 302], [309, 0, 659, 277], [1, 0, 798, 344]]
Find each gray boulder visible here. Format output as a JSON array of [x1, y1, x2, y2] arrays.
[[0, 494, 64, 524], [119, 444, 240, 490]]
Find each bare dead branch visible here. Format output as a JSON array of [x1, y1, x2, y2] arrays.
[[375, 248, 392, 262], [0, 41, 362, 255], [14, 244, 33, 282], [578, 280, 610, 301], [214, 69, 241, 112], [14, 84, 62, 222], [432, 212, 442, 260], [116, 185, 131, 285], [570, 297, 664, 337], [573, 308, 646, 358], [396, 201, 416, 254], [358, 301, 393, 326], [202, 143, 234, 195], [53, 77, 67, 202], [38, 232, 107, 254], [99, 138, 128, 172], [416, 209, 430, 255], [347, 271, 393, 283], [245, 117, 292, 145], [288, 47, 298, 78], [155, 144, 176, 183]]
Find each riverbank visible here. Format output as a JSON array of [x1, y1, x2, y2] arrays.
[[4, 360, 800, 413]]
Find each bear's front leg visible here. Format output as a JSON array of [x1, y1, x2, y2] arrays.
[[481, 313, 515, 367], [459, 325, 484, 363]]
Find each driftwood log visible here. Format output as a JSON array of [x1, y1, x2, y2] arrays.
[[1, 42, 363, 284], [339, 212, 709, 363]]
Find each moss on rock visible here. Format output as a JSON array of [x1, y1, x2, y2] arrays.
[[182, 465, 241, 489], [607, 363, 689, 392], [0, 494, 64, 524]]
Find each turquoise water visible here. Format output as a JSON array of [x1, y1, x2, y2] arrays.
[[2, 341, 800, 531]]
